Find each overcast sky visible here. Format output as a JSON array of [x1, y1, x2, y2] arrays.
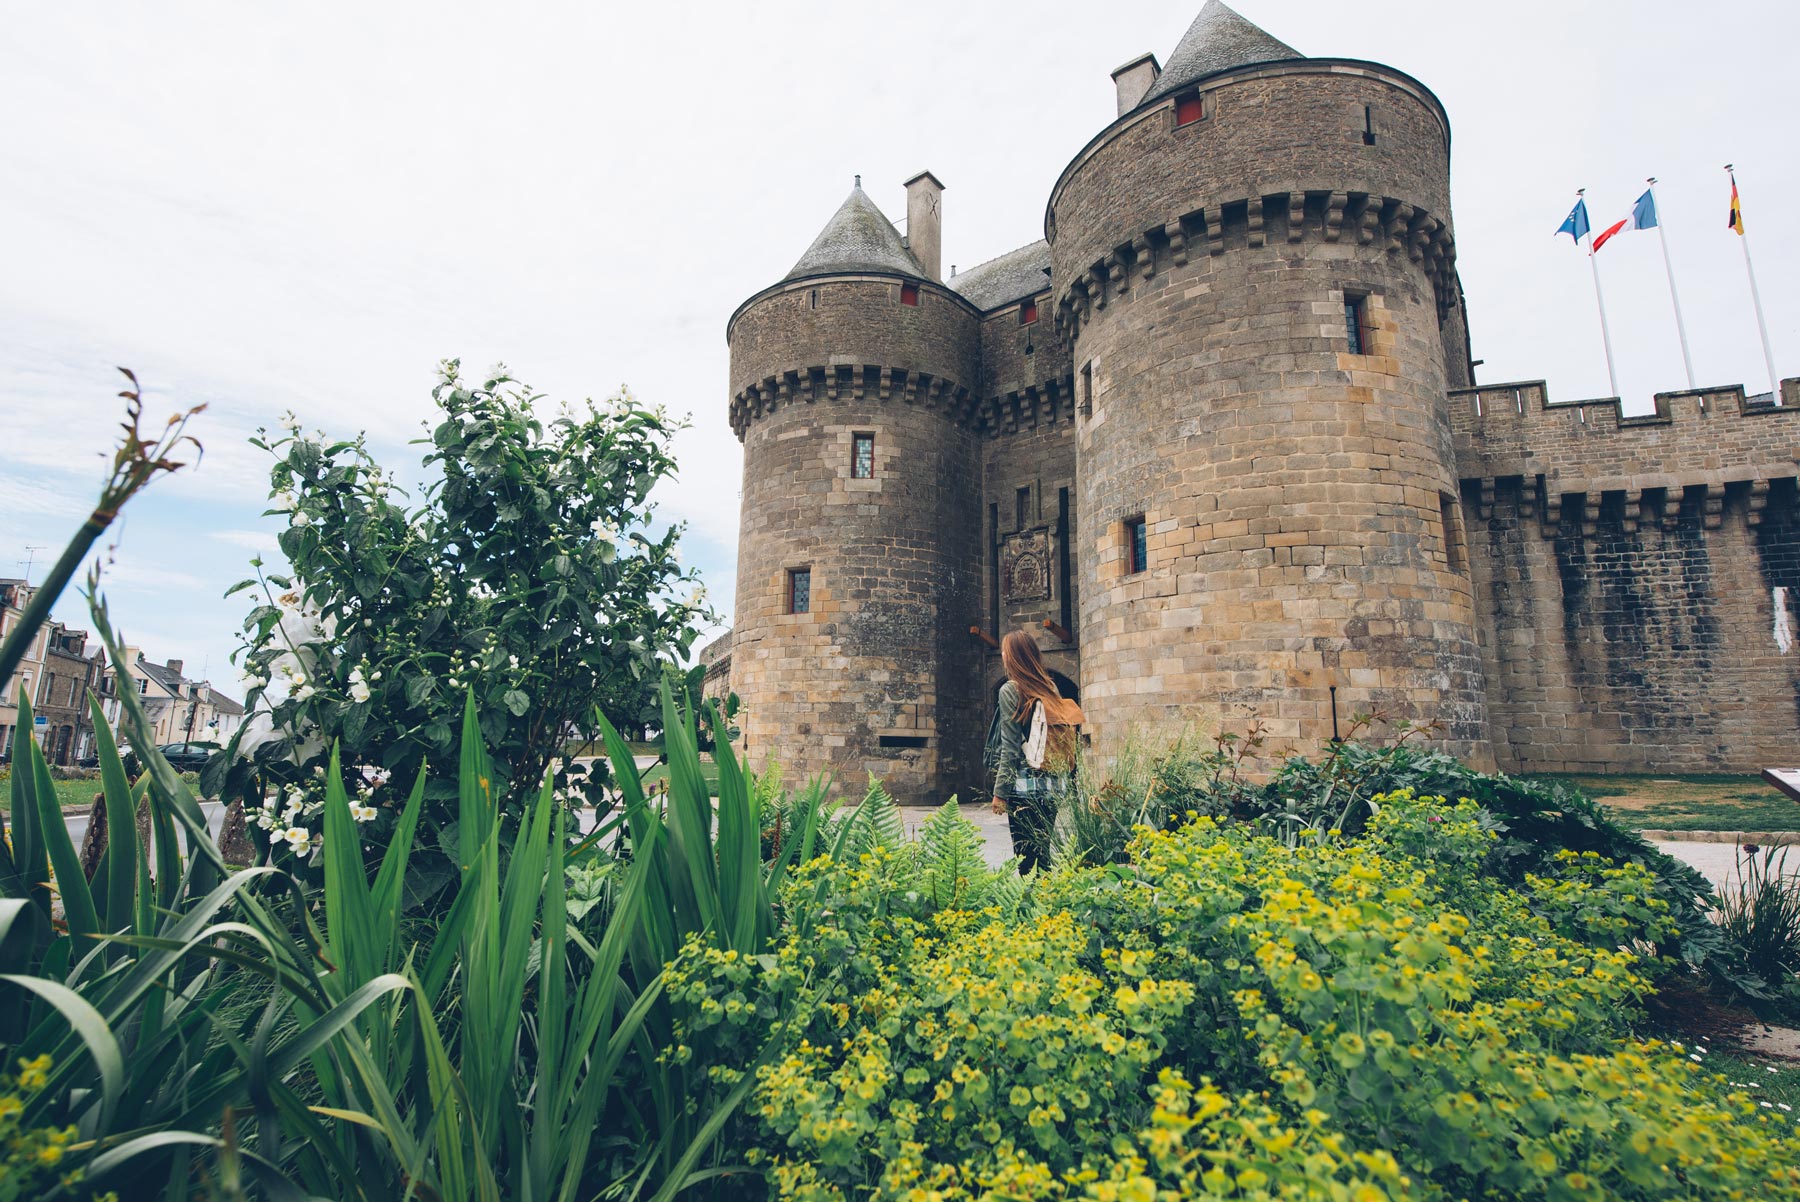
[[3, 0, 1794, 699]]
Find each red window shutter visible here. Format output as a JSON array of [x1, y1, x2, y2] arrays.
[[1175, 94, 1203, 126], [1019, 299, 1038, 325], [900, 283, 919, 306]]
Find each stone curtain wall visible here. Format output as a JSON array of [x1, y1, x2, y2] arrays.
[[1454, 378, 1800, 772]]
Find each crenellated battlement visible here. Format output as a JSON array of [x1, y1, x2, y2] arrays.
[[1052, 189, 1458, 342], [1452, 378, 1800, 525], [730, 364, 980, 440]]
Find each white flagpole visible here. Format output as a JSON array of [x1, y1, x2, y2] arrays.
[[1646, 177, 1695, 388], [1728, 167, 1781, 402], [1580, 190, 1621, 398]]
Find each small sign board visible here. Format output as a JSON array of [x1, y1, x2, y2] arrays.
[[1762, 768, 1800, 805]]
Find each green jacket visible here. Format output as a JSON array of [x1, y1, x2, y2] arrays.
[[984, 681, 1027, 794]]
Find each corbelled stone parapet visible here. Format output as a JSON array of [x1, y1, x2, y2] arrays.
[[1053, 190, 1458, 342], [730, 365, 980, 440]]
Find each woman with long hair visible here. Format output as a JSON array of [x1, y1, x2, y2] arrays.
[[983, 630, 1084, 872]]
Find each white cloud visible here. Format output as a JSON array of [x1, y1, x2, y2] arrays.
[[0, 0, 1793, 674]]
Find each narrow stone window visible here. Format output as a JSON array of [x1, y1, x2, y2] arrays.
[[1439, 492, 1466, 574], [1125, 516, 1148, 575], [1016, 486, 1032, 530], [1344, 293, 1370, 355], [809, 289, 819, 309], [900, 282, 919, 306], [1174, 92, 1203, 127], [787, 567, 811, 615], [1079, 361, 1093, 416], [851, 432, 874, 479], [1362, 104, 1377, 146], [1018, 298, 1038, 326]]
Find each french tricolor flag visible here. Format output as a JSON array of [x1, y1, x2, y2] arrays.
[[1592, 189, 1658, 253]]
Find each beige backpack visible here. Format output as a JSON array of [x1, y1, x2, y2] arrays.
[[1023, 696, 1085, 774]]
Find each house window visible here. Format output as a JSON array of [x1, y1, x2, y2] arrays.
[[787, 568, 811, 615], [1018, 298, 1038, 325], [1125, 516, 1148, 575], [1344, 294, 1370, 355], [1016, 486, 1032, 530], [900, 282, 919, 307], [851, 432, 874, 479], [138, 677, 148, 694], [1174, 92, 1203, 127]]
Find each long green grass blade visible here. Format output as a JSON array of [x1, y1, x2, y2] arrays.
[[322, 745, 378, 986], [29, 724, 99, 947], [368, 764, 427, 963], [6, 693, 48, 912], [90, 694, 139, 937], [87, 1131, 315, 1202], [0, 973, 123, 1130]]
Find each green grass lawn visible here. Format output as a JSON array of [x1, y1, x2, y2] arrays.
[[1700, 1049, 1800, 1126], [0, 776, 104, 815], [1531, 773, 1800, 832], [634, 755, 719, 796]]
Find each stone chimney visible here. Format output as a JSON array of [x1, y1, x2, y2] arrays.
[[903, 171, 945, 282], [166, 658, 184, 676], [1111, 53, 1160, 115]]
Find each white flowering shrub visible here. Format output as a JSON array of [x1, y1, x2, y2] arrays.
[[214, 360, 711, 892]]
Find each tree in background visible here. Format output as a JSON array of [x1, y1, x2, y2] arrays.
[[211, 361, 711, 894]]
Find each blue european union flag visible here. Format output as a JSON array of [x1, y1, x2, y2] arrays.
[[1555, 198, 1591, 243]]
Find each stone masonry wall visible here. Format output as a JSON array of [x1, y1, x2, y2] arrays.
[[1453, 378, 1800, 772], [1050, 58, 1486, 770]]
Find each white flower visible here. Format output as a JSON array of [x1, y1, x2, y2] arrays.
[[349, 679, 370, 703], [271, 489, 298, 513], [1690, 1053, 1702, 1062], [435, 359, 460, 386], [690, 585, 707, 606], [281, 826, 313, 853], [350, 803, 377, 823], [589, 517, 616, 542], [508, 654, 519, 670], [484, 362, 508, 385], [291, 511, 312, 528], [294, 684, 317, 703]]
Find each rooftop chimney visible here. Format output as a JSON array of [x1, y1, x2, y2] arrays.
[[166, 658, 184, 676], [903, 171, 945, 282], [1111, 53, 1160, 116]]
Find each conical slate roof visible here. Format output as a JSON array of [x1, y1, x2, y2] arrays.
[[785, 182, 924, 281], [1142, 0, 1301, 104]]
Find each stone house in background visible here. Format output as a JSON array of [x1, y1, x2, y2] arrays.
[[36, 624, 107, 767], [120, 647, 244, 748], [0, 579, 50, 761], [719, 0, 1800, 803]]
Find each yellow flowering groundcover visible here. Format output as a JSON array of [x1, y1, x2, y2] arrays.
[[666, 793, 1800, 1200]]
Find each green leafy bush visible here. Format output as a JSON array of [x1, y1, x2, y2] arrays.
[[716, 804, 1800, 1200], [213, 364, 711, 894]]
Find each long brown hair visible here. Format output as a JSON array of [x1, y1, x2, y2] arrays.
[[1001, 630, 1062, 723]]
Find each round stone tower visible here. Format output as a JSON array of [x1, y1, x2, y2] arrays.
[[727, 176, 985, 800], [1048, 0, 1491, 766]]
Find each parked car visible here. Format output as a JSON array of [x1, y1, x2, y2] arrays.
[[158, 742, 222, 773]]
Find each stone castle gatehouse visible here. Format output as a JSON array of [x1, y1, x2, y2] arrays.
[[717, 1, 1800, 802]]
